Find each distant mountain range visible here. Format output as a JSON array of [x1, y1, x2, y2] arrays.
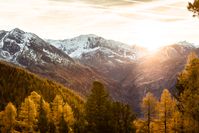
[[0, 28, 198, 113]]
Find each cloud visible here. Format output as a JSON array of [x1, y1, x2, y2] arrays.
[[0, 0, 198, 49]]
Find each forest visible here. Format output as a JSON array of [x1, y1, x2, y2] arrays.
[[0, 51, 199, 133], [0, 62, 136, 133], [1, 1, 199, 133]]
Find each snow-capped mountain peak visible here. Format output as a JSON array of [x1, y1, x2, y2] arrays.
[[0, 28, 73, 66], [47, 34, 145, 61], [178, 41, 195, 48]]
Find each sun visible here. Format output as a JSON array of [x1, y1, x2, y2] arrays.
[[133, 20, 169, 52]]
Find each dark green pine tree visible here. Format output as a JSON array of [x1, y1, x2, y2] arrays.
[[112, 102, 136, 133], [85, 81, 113, 133], [73, 106, 85, 133], [38, 98, 49, 133], [59, 113, 69, 133]]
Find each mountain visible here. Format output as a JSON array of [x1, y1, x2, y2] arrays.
[[0, 29, 107, 95], [0, 28, 73, 66], [0, 28, 198, 113], [47, 34, 146, 60], [0, 28, 127, 107], [47, 35, 147, 81], [122, 43, 197, 99], [48, 36, 198, 111]]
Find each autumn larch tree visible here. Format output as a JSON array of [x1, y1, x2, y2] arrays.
[[51, 94, 64, 131], [63, 102, 75, 132], [141, 92, 157, 133], [18, 97, 37, 132], [157, 89, 175, 133], [175, 53, 199, 132], [1, 102, 17, 133]]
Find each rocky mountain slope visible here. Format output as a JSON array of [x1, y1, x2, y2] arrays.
[[48, 35, 198, 111], [0, 28, 73, 66], [123, 43, 196, 99], [47, 35, 147, 81], [47, 34, 145, 60], [0, 28, 198, 113], [0, 28, 118, 98]]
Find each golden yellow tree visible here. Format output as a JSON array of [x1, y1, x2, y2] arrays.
[[1, 102, 17, 133], [134, 119, 148, 133], [170, 105, 181, 133], [42, 100, 51, 122], [28, 91, 41, 114], [52, 95, 64, 131], [51, 95, 75, 132], [18, 97, 37, 132], [63, 103, 74, 132], [28, 91, 52, 126], [186, 52, 198, 65], [157, 89, 175, 133], [175, 53, 199, 132], [141, 92, 158, 133]]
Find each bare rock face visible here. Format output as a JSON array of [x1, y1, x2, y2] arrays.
[[2, 41, 20, 55], [0, 31, 7, 40]]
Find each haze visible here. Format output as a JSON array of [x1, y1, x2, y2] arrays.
[[0, 0, 198, 50]]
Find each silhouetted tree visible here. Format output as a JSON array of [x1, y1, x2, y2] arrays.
[[112, 102, 136, 133], [85, 81, 113, 133]]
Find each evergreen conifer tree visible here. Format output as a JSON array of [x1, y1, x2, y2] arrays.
[[85, 81, 113, 133], [38, 98, 49, 133]]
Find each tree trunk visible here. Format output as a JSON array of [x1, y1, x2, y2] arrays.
[[164, 98, 167, 133], [148, 101, 150, 133]]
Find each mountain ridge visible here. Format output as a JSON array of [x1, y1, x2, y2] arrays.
[[1, 28, 198, 113]]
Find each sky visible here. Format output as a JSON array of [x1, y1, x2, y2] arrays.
[[0, 0, 198, 50]]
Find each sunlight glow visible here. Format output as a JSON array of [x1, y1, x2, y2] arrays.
[[132, 20, 170, 51], [0, 0, 199, 51]]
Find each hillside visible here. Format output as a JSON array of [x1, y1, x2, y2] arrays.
[[1, 28, 199, 113], [0, 28, 137, 110], [0, 61, 84, 111], [0, 28, 119, 99], [48, 35, 199, 112]]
